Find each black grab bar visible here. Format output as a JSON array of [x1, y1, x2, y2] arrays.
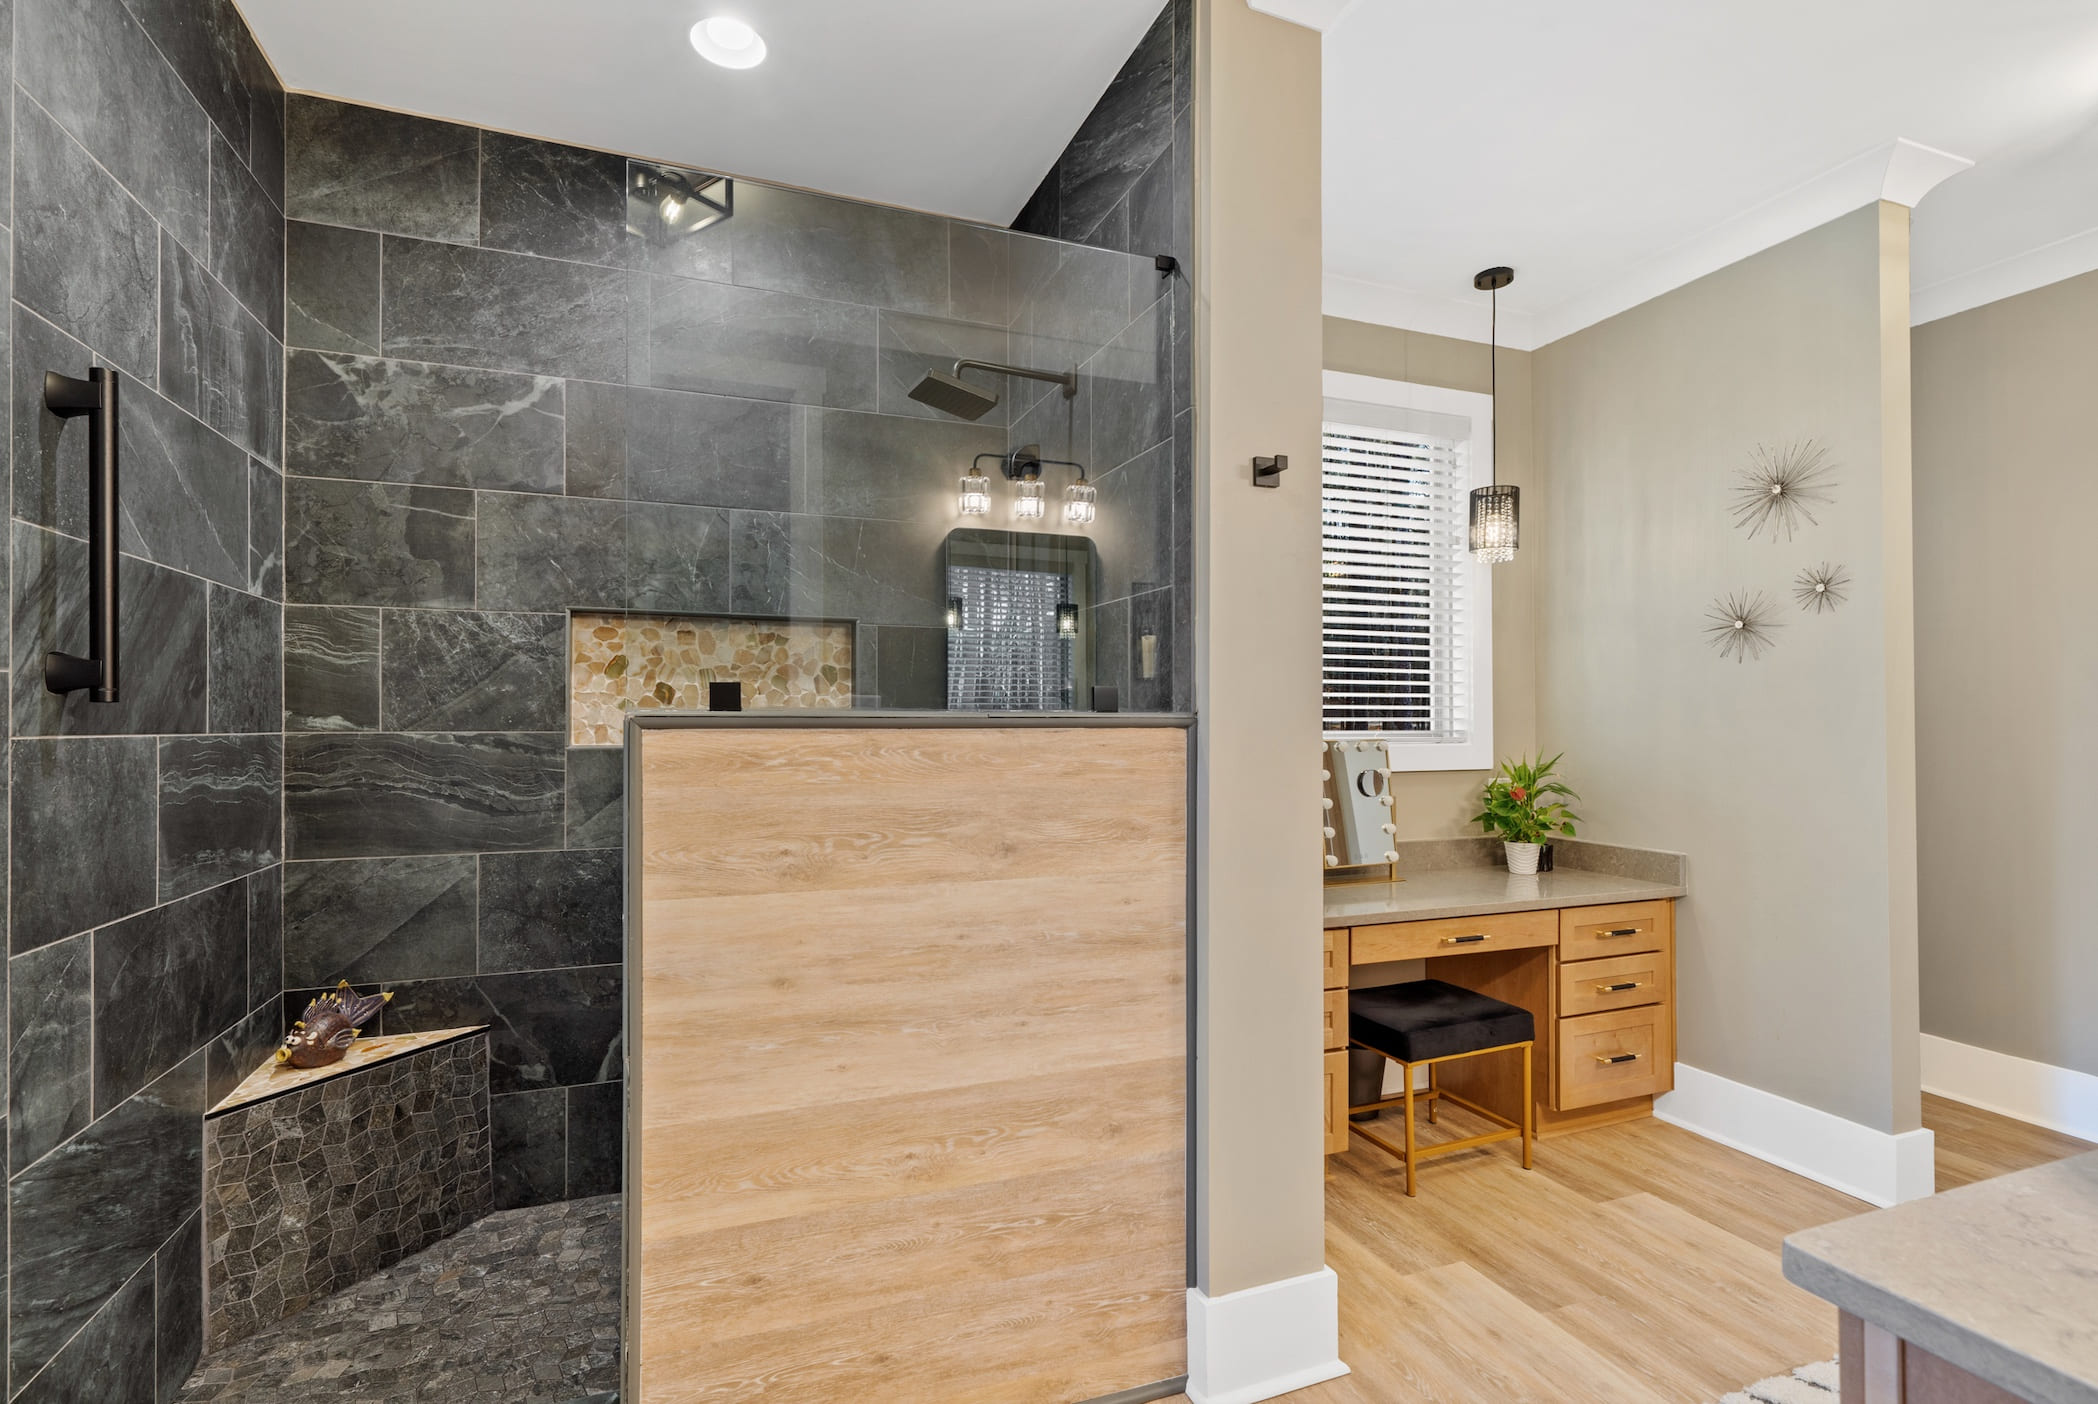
[[43, 367, 119, 703]]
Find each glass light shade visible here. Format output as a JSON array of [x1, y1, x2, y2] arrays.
[[1063, 478, 1097, 526], [1013, 478, 1046, 521], [1057, 602, 1079, 638], [1469, 484, 1519, 564], [958, 471, 991, 517], [945, 596, 963, 630]]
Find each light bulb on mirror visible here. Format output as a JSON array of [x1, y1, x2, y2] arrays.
[[1325, 855, 1339, 868]]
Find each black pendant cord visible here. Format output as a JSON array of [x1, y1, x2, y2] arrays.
[[1489, 286, 1497, 488]]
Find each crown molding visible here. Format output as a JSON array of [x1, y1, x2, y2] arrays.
[[1322, 273, 1545, 351], [1245, 0, 1362, 33]]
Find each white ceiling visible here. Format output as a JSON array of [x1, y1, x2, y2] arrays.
[[1321, 0, 2098, 348], [236, 0, 1164, 226]]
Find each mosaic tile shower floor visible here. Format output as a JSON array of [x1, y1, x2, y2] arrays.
[[176, 1194, 621, 1404]]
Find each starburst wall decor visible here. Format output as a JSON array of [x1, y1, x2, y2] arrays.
[[1704, 589, 1781, 662], [1732, 439, 1837, 542], [1793, 562, 1850, 614]]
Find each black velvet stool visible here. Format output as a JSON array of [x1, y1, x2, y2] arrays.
[[1347, 979, 1535, 1196]]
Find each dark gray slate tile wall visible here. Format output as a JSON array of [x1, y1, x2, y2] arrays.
[[278, 80, 1185, 1211], [6, 0, 285, 1393]]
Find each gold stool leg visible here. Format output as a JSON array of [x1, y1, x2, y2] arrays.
[[1427, 1061, 1438, 1125], [1521, 1041, 1534, 1170], [1403, 1063, 1418, 1197]]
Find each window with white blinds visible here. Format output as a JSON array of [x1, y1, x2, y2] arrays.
[[1320, 374, 1494, 771]]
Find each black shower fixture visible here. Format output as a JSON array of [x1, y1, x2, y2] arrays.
[[909, 359, 1077, 422]]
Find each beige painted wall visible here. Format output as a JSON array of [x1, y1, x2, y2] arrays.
[[1190, 0, 1327, 1296], [1914, 267, 2098, 1078], [1323, 319, 1540, 836], [1531, 205, 1922, 1134]]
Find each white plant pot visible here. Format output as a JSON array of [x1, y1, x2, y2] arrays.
[[1504, 841, 1542, 876]]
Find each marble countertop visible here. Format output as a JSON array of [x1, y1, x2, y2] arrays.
[[1324, 867, 1685, 928], [1783, 1152, 2098, 1404]]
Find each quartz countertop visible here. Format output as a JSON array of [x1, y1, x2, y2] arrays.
[[1783, 1152, 2098, 1404], [1323, 866, 1685, 928]]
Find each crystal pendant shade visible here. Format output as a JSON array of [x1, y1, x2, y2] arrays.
[[1013, 478, 1047, 521], [1469, 484, 1519, 564], [1063, 478, 1097, 526], [958, 471, 991, 517]]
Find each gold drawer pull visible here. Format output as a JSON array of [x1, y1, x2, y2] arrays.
[[1441, 933, 1491, 946], [1598, 927, 1643, 938], [1595, 980, 1644, 993], [1595, 1052, 1641, 1065]]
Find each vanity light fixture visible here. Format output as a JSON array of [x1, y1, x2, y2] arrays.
[[958, 467, 991, 517], [945, 596, 964, 630], [1063, 472, 1097, 526], [1470, 265, 1519, 565], [1057, 602, 1079, 638], [689, 16, 768, 68], [1013, 477, 1047, 521]]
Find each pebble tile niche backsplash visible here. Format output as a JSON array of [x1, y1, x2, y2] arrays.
[[570, 613, 854, 745]]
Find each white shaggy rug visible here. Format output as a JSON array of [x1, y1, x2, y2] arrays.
[[1713, 1359, 1838, 1404]]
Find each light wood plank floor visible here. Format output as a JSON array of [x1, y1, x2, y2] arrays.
[[1162, 1093, 2091, 1404]]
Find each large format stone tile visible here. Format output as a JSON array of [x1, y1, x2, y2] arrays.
[[13, 97, 160, 382], [9, 931, 92, 1176], [380, 609, 565, 732], [285, 96, 478, 241], [93, 881, 248, 1114], [11, 305, 97, 540], [283, 478, 475, 608], [564, 747, 623, 851], [1092, 439, 1174, 605], [480, 132, 627, 266], [728, 182, 950, 315], [567, 1080, 623, 1197], [246, 863, 283, 1012], [281, 855, 476, 987], [793, 406, 1005, 521], [384, 965, 622, 1094], [284, 732, 566, 859], [209, 583, 283, 734], [384, 236, 626, 381], [13, 1256, 156, 1404], [478, 850, 621, 973], [949, 222, 1012, 328], [1010, 241, 1137, 411], [628, 500, 735, 614], [874, 624, 947, 709], [209, 127, 285, 335], [565, 380, 793, 511], [633, 272, 877, 410], [158, 734, 282, 902], [251, 458, 286, 599], [11, 523, 210, 738], [1086, 295, 1172, 475], [159, 236, 283, 467], [282, 604, 380, 730], [10, 1049, 206, 1386], [156, 1212, 205, 1402], [8, 737, 157, 955], [727, 511, 945, 626], [122, 383, 252, 588], [286, 349, 564, 493], [17, 0, 209, 252], [120, 0, 273, 169], [285, 221, 381, 355], [206, 1000, 279, 1110], [474, 491, 625, 612], [624, 160, 735, 283], [491, 1085, 566, 1210], [1056, 0, 1174, 244]]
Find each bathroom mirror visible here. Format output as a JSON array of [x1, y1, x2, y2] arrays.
[[1324, 738, 1398, 871], [944, 529, 1100, 710]]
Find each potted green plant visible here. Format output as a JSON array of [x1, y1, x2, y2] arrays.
[[1474, 753, 1580, 876]]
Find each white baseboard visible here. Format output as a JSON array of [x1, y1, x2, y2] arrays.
[[1185, 1267, 1349, 1404], [1655, 1063, 1934, 1207], [1921, 1034, 2098, 1143]]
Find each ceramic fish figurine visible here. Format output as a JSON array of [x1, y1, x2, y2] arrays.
[[277, 981, 392, 1069]]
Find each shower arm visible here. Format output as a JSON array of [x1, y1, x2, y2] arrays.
[[951, 359, 1078, 399]]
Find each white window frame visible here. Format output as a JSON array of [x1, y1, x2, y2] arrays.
[[1320, 370, 1495, 772]]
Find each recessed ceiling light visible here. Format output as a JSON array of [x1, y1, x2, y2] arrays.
[[689, 16, 767, 69]]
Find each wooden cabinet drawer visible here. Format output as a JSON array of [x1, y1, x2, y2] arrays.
[[1324, 988, 1348, 1051], [1556, 1005, 1673, 1109], [1323, 928, 1350, 989], [1351, 910, 1557, 965], [1558, 949, 1669, 1018], [1560, 901, 1670, 962], [1324, 1050, 1349, 1154]]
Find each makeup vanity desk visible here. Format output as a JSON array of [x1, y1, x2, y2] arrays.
[[1324, 854, 1687, 1153]]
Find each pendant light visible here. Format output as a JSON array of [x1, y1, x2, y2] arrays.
[[1470, 265, 1518, 564]]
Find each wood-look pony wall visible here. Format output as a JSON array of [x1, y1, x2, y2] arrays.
[[626, 716, 1191, 1403]]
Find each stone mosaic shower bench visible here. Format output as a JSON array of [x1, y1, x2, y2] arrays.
[[203, 1028, 494, 1351]]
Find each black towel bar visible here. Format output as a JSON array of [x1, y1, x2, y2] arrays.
[[43, 367, 119, 702]]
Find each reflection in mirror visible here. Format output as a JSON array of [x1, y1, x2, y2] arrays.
[[1324, 738, 1398, 870], [943, 530, 1099, 710]]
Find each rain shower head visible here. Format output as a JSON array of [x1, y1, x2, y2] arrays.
[[907, 359, 1078, 421], [908, 369, 1002, 421]]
